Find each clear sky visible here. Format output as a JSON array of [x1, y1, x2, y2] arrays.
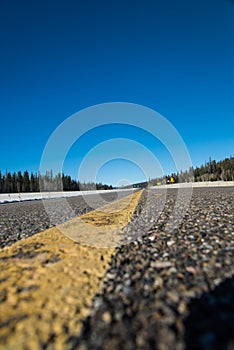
[[0, 0, 234, 186]]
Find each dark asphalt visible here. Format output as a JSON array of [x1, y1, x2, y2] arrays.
[[73, 187, 234, 350], [0, 187, 234, 349], [0, 190, 132, 248]]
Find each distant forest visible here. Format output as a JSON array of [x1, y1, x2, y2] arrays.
[[0, 156, 233, 193], [0, 170, 113, 193], [149, 156, 234, 186]]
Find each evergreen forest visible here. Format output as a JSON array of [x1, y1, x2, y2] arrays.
[[0, 156, 233, 193], [0, 170, 113, 193]]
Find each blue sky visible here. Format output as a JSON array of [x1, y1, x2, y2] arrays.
[[0, 0, 234, 186]]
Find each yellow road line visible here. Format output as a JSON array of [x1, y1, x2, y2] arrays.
[[59, 190, 142, 247], [0, 190, 142, 350]]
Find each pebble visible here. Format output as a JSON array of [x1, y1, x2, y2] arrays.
[[102, 311, 112, 324], [150, 261, 173, 269], [167, 240, 176, 247]]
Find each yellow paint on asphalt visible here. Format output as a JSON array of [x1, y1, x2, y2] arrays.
[[0, 190, 142, 350], [153, 193, 162, 196], [59, 190, 142, 247]]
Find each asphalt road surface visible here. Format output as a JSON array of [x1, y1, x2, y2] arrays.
[[0, 187, 234, 349], [0, 190, 132, 249]]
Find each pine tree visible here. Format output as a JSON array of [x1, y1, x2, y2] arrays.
[[22, 171, 30, 192], [5, 172, 13, 193], [17, 171, 23, 193], [0, 171, 3, 192], [12, 172, 17, 192]]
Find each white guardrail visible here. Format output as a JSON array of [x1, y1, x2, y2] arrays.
[[150, 181, 234, 189], [0, 188, 137, 204], [0, 182, 233, 203]]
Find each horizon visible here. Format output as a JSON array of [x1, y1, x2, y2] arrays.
[[0, 154, 233, 187]]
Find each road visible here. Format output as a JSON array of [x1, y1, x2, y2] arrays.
[[0, 187, 234, 349]]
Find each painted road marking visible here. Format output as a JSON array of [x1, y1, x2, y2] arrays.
[[59, 190, 142, 247], [153, 193, 162, 196], [0, 190, 142, 350]]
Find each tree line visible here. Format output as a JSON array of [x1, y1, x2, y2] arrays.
[[0, 170, 113, 193], [193, 156, 234, 182], [1, 156, 233, 192], [149, 156, 234, 185]]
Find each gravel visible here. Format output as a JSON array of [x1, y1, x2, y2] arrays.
[[69, 187, 234, 350], [0, 187, 234, 349]]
